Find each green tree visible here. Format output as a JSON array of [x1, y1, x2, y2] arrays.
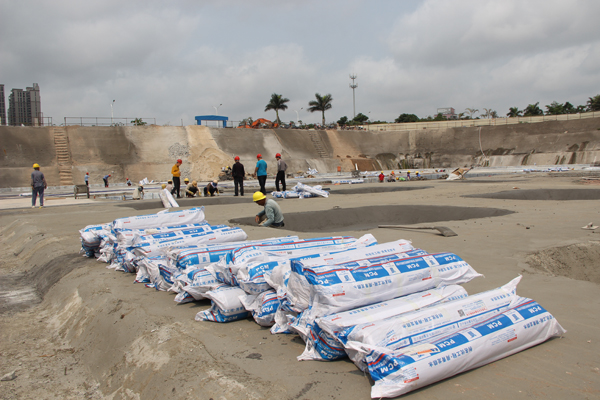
[[307, 93, 333, 125], [131, 118, 147, 126], [394, 113, 419, 123], [562, 102, 576, 114], [264, 93, 289, 124], [507, 107, 522, 117], [464, 108, 479, 119], [523, 102, 543, 116], [587, 94, 600, 112], [433, 113, 446, 121], [545, 101, 564, 115], [353, 113, 369, 123], [337, 116, 349, 126]]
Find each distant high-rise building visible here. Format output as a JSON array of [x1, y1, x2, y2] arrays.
[[8, 83, 42, 126], [0, 84, 6, 126]]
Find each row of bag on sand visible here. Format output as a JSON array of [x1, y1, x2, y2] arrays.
[[78, 207, 565, 398]]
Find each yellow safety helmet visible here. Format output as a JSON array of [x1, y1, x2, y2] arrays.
[[184, 178, 189, 182], [253, 191, 266, 202], [33, 163, 40, 169]]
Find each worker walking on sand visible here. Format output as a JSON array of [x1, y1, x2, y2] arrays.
[[171, 159, 182, 198], [254, 154, 267, 195], [232, 156, 245, 196], [103, 174, 111, 187], [253, 191, 285, 228], [31, 163, 47, 208], [275, 153, 287, 192]]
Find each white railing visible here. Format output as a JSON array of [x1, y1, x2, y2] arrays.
[[362, 111, 600, 132]]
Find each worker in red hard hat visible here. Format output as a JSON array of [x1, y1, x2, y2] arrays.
[[275, 153, 287, 192], [254, 154, 267, 195], [232, 155, 245, 196], [171, 159, 183, 198]]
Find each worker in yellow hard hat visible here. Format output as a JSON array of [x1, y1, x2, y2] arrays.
[[406, 170, 411, 181], [253, 191, 285, 228], [31, 163, 47, 208], [378, 171, 385, 182]]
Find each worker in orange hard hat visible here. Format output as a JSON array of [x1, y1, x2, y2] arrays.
[[232, 156, 245, 196], [275, 153, 287, 192]]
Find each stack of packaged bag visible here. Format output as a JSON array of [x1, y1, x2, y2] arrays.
[[78, 208, 565, 398]]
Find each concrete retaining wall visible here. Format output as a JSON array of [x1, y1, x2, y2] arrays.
[[1, 117, 600, 188]]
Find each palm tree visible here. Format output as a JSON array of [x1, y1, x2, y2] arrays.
[[523, 102, 543, 116], [507, 107, 522, 118], [464, 108, 478, 119], [587, 94, 600, 112], [264, 93, 289, 124], [308, 93, 333, 125]]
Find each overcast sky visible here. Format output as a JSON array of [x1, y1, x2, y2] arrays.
[[2, 0, 599, 126]]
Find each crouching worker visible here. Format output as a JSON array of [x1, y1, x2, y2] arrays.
[[253, 191, 285, 228], [132, 185, 144, 200], [186, 180, 200, 197], [203, 180, 219, 197]]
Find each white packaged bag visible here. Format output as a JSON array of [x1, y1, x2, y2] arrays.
[[303, 252, 482, 319], [366, 297, 566, 398], [239, 289, 280, 326], [112, 207, 205, 231], [195, 285, 251, 323], [344, 276, 522, 370], [298, 285, 469, 362]]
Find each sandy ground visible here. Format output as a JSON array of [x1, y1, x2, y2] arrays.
[[1, 174, 600, 399]]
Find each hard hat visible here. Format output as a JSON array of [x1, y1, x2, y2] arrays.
[[234, 156, 240, 161], [276, 153, 281, 158], [161, 184, 166, 189], [32, 163, 40, 168], [256, 154, 262, 159], [86, 172, 89, 175], [168, 179, 173, 183], [381, 171, 384, 174], [213, 180, 218, 184], [184, 178, 189, 182], [177, 159, 182, 163], [108, 174, 112, 177], [253, 191, 266, 202], [408, 170, 411, 173]]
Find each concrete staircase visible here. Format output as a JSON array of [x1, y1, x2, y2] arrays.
[[53, 128, 73, 186], [309, 131, 329, 158]]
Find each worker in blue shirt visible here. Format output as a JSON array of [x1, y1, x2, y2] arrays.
[[254, 154, 268, 195]]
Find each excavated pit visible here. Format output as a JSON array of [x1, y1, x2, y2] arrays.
[[229, 205, 514, 233], [464, 188, 600, 200], [527, 241, 600, 284]]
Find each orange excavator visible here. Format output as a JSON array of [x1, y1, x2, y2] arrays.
[[237, 118, 279, 129]]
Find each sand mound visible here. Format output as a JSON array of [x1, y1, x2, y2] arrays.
[[527, 241, 600, 284]]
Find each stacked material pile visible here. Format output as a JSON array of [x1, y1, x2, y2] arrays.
[[272, 182, 329, 199], [78, 209, 565, 398]]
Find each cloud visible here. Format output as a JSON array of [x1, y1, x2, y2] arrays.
[[1, 0, 599, 125]]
